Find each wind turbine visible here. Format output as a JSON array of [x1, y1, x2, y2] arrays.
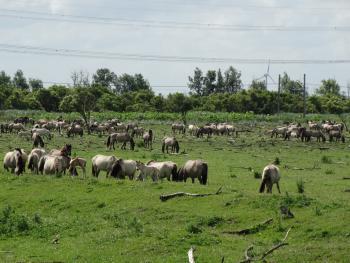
[[255, 60, 276, 90]]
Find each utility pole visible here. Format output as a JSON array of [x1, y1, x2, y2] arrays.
[[303, 74, 306, 118], [277, 74, 281, 114]]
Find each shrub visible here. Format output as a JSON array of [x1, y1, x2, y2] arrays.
[[321, 156, 332, 164]]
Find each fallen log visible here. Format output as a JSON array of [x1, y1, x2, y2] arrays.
[[223, 218, 273, 235], [239, 227, 292, 263], [160, 187, 223, 202], [188, 247, 195, 263]]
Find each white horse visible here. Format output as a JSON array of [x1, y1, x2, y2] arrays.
[[41, 155, 68, 175], [136, 161, 159, 182], [178, 160, 208, 185], [188, 125, 199, 136], [259, 164, 281, 194], [146, 160, 178, 181], [110, 159, 137, 180], [3, 148, 27, 175], [91, 155, 118, 177]]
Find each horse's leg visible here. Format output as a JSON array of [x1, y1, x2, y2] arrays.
[[276, 182, 281, 194], [191, 177, 195, 183]]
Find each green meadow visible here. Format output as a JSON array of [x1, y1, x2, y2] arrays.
[[0, 118, 350, 262]]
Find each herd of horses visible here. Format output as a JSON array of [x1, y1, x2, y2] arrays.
[[4, 116, 347, 194], [3, 144, 208, 185], [271, 120, 346, 143]]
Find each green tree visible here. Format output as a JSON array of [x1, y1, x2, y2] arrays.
[[166, 93, 193, 124], [0, 71, 11, 86], [203, 70, 216, 96], [249, 80, 267, 90], [224, 66, 242, 93], [13, 70, 29, 90], [92, 68, 118, 90], [216, 69, 224, 93], [316, 79, 341, 97], [188, 68, 204, 96], [36, 89, 60, 112], [29, 78, 43, 91], [280, 73, 303, 96]]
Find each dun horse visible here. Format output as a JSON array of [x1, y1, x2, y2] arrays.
[[259, 164, 281, 194], [162, 137, 179, 154], [143, 130, 153, 149], [3, 148, 27, 175], [178, 160, 208, 185], [106, 133, 135, 150]]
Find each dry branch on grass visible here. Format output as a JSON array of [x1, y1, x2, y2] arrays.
[[160, 187, 223, 202], [188, 247, 195, 263], [344, 189, 350, 193], [342, 177, 350, 180], [239, 227, 292, 263], [223, 218, 273, 235]]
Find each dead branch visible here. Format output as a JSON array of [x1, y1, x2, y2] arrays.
[[342, 177, 350, 180], [344, 189, 350, 193], [188, 246, 195, 263], [223, 218, 273, 235], [239, 227, 292, 263], [319, 147, 330, 150], [160, 187, 223, 202]]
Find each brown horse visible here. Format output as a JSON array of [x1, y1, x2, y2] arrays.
[[50, 144, 72, 157], [143, 129, 153, 149]]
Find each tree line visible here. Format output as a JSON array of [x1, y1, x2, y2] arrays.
[[0, 67, 349, 120]]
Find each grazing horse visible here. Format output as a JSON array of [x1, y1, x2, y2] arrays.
[[196, 126, 213, 138], [27, 152, 40, 174], [32, 132, 45, 148], [143, 130, 153, 149], [162, 137, 180, 154], [259, 164, 281, 194], [271, 127, 288, 138], [299, 128, 326, 142], [136, 161, 159, 182], [133, 127, 144, 138], [178, 160, 208, 185], [3, 148, 27, 175], [172, 124, 186, 134], [188, 125, 199, 136], [106, 133, 135, 150], [28, 148, 46, 174], [110, 159, 137, 180], [39, 155, 69, 175], [91, 155, 117, 177], [68, 157, 87, 177], [329, 130, 345, 143], [50, 144, 72, 157], [67, 125, 84, 137], [9, 123, 25, 133], [146, 160, 178, 181]]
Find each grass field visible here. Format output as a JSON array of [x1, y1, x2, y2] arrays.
[[0, 121, 350, 262]]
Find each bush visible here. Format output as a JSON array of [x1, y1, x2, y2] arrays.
[[321, 156, 332, 164]]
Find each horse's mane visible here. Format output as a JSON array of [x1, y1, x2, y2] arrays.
[[15, 148, 22, 154]]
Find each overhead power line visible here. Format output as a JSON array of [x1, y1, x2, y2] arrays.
[[0, 8, 350, 31], [1, 43, 350, 64]]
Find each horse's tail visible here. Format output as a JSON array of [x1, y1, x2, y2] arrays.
[[16, 154, 25, 175], [171, 164, 178, 181], [161, 142, 165, 153], [91, 164, 95, 177], [38, 157, 45, 174], [28, 155, 34, 171], [106, 135, 111, 148], [201, 163, 208, 185]]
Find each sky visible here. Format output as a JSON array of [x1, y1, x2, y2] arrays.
[[0, 0, 349, 95]]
